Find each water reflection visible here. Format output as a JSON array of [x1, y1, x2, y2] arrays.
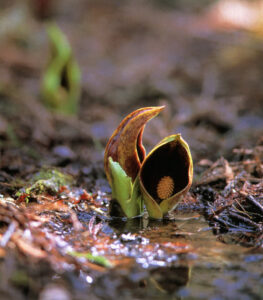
[[148, 266, 191, 295]]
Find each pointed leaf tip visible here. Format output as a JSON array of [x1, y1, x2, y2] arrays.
[[104, 106, 164, 184]]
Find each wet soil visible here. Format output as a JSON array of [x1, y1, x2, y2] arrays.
[[0, 0, 263, 299]]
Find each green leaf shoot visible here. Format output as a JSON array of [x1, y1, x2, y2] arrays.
[[108, 157, 142, 218]]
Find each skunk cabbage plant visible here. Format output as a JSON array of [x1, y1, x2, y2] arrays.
[[104, 106, 193, 219]]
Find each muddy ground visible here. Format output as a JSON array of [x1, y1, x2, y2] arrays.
[[0, 1, 263, 299]]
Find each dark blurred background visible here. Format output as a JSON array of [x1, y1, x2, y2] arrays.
[[0, 0, 263, 182]]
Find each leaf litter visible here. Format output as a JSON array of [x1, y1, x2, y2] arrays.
[[0, 0, 263, 299]]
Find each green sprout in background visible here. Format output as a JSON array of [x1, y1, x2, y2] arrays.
[[41, 23, 81, 115]]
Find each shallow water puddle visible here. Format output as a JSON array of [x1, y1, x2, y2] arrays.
[[102, 213, 263, 299]]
